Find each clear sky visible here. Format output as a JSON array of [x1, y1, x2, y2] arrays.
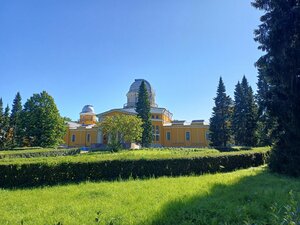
[[0, 0, 263, 122]]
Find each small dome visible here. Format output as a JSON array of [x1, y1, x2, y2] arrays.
[[81, 105, 95, 114]]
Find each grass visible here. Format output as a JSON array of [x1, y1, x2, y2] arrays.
[[0, 166, 299, 225], [0, 147, 270, 165]]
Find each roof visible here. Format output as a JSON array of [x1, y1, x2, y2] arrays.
[[66, 121, 97, 129], [97, 107, 173, 118], [128, 79, 154, 94]]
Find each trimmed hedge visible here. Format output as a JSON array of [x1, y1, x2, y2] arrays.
[[0, 150, 270, 188], [0, 148, 80, 159]]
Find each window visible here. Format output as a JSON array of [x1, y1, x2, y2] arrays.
[[166, 132, 171, 141], [72, 134, 76, 142], [156, 126, 160, 141], [152, 125, 155, 141], [185, 132, 190, 141], [152, 115, 154, 119], [156, 115, 159, 119], [205, 131, 211, 141], [87, 133, 90, 142]]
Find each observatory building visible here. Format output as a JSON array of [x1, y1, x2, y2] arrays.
[[64, 79, 210, 148]]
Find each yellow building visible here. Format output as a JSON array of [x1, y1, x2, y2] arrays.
[[64, 79, 210, 148]]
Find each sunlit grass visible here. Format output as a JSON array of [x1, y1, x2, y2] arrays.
[[0, 166, 298, 225]]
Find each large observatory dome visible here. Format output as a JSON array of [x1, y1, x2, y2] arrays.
[[124, 79, 157, 108]]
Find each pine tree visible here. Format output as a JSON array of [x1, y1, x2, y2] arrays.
[[21, 91, 66, 147], [10, 92, 22, 147], [253, 0, 300, 176], [232, 76, 258, 146], [209, 77, 232, 148], [232, 82, 246, 145], [0, 98, 4, 149], [0, 105, 11, 149], [256, 72, 276, 146], [244, 85, 258, 146], [135, 81, 152, 147]]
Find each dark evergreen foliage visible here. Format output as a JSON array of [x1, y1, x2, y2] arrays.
[[252, 0, 300, 176], [0, 101, 11, 149], [256, 72, 277, 146], [135, 81, 153, 147], [10, 92, 22, 147], [0, 99, 3, 148], [232, 76, 258, 146], [232, 82, 245, 145], [0, 105, 11, 149], [21, 91, 66, 147], [209, 77, 232, 147]]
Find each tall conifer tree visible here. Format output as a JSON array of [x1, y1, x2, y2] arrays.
[[256, 72, 276, 146], [209, 77, 232, 147], [232, 76, 257, 146], [253, 0, 300, 176], [0, 105, 11, 149], [232, 82, 245, 145], [135, 81, 152, 147], [10, 92, 22, 147], [0, 99, 4, 149]]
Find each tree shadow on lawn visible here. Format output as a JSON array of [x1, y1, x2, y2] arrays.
[[145, 169, 300, 225]]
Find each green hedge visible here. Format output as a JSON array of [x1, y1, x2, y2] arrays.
[[0, 150, 270, 188], [0, 148, 80, 159]]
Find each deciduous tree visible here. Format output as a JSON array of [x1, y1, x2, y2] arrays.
[[21, 91, 65, 147], [100, 114, 143, 151]]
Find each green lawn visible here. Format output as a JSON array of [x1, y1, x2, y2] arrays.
[[0, 166, 299, 225], [0, 147, 270, 165]]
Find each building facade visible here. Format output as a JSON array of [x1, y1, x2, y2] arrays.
[[64, 79, 210, 148]]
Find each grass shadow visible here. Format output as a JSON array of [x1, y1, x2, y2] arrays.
[[145, 169, 300, 225]]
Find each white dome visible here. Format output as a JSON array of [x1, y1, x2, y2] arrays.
[[124, 79, 157, 108], [81, 105, 95, 114], [129, 79, 154, 94]]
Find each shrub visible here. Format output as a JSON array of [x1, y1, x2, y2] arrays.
[[0, 150, 270, 188], [0, 148, 80, 159]]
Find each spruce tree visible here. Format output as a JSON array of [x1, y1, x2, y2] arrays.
[[0, 99, 3, 149], [0, 105, 11, 149], [10, 92, 22, 147], [241, 76, 258, 146], [232, 76, 258, 146], [135, 81, 152, 147], [232, 82, 245, 145], [253, 0, 300, 176], [21, 91, 65, 147], [209, 77, 232, 148], [256, 72, 276, 146]]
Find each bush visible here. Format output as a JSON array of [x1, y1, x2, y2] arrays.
[[0, 148, 80, 159], [0, 150, 270, 188]]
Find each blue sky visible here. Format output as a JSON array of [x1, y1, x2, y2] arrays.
[[0, 0, 263, 122]]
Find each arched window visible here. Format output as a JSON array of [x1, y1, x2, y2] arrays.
[[72, 134, 76, 142]]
